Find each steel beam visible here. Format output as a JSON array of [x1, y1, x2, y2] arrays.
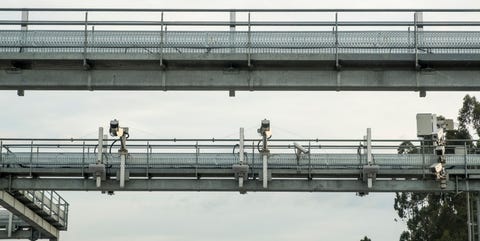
[[1, 178, 479, 193], [1, 68, 480, 91], [0, 191, 59, 239], [0, 230, 50, 240]]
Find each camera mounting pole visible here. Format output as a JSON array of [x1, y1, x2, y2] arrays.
[[109, 119, 129, 188], [257, 119, 271, 189]]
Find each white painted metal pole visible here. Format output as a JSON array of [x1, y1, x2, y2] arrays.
[[120, 153, 126, 188], [239, 127, 245, 188], [239, 177, 244, 188], [263, 154, 268, 188], [367, 128, 372, 165], [97, 127, 103, 164], [239, 128, 244, 165], [96, 176, 101, 188]]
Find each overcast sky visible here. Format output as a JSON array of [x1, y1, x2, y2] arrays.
[[1, 0, 480, 240]]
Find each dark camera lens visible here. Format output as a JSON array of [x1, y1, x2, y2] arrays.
[[110, 119, 119, 129]]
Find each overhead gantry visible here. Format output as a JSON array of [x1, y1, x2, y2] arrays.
[[0, 117, 479, 239], [0, 119, 478, 194], [0, 9, 480, 96]]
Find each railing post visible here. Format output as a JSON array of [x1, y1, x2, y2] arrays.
[[413, 12, 420, 70], [20, 10, 29, 54], [308, 141, 312, 180], [82, 141, 85, 177], [41, 190, 45, 212], [21, 10, 29, 31], [146, 141, 150, 178], [160, 11, 165, 68], [49, 191, 53, 217], [83, 11, 89, 69], [195, 141, 199, 179], [65, 202, 69, 227], [468, 191, 473, 241], [335, 12, 340, 70], [0, 140, 3, 168], [476, 192, 480, 241], [29, 140, 33, 177], [229, 11, 236, 53], [421, 140, 425, 179], [252, 141, 255, 180], [247, 12, 252, 68]]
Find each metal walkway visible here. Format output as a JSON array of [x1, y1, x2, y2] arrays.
[[1, 30, 480, 54], [1, 9, 480, 94], [1, 137, 479, 193]]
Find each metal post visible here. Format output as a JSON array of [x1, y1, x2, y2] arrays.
[[367, 128, 372, 165], [239, 128, 244, 165], [308, 141, 312, 180], [119, 135, 127, 188], [230, 11, 236, 53], [195, 142, 199, 179], [252, 141, 255, 180], [41, 191, 45, 212], [49, 191, 53, 217], [146, 141, 150, 178], [96, 127, 103, 188], [20, 10, 28, 54], [83, 12, 89, 68], [421, 140, 425, 179], [468, 191, 473, 241], [475, 192, 480, 240], [239, 128, 245, 188], [413, 12, 419, 69], [21, 10, 28, 31], [247, 12, 252, 67], [97, 128, 103, 164], [29, 141, 33, 177], [7, 211, 12, 238], [120, 153, 126, 188], [465, 142, 468, 178], [262, 154, 268, 189], [335, 12, 339, 70], [160, 11, 165, 68], [476, 193, 480, 241], [81, 141, 85, 177], [0, 140, 3, 168]]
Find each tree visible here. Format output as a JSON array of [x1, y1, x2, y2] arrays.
[[360, 236, 372, 241], [394, 94, 480, 241]]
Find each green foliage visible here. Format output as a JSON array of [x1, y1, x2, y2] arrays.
[[360, 236, 372, 241], [394, 94, 480, 241], [398, 141, 418, 154], [394, 192, 468, 241]]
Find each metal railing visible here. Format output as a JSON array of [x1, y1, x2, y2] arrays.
[[0, 137, 477, 170], [14, 190, 68, 230], [1, 30, 480, 54], [0, 9, 480, 55]]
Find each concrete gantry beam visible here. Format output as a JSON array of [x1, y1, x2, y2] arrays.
[[0, 191, 59, 240]]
